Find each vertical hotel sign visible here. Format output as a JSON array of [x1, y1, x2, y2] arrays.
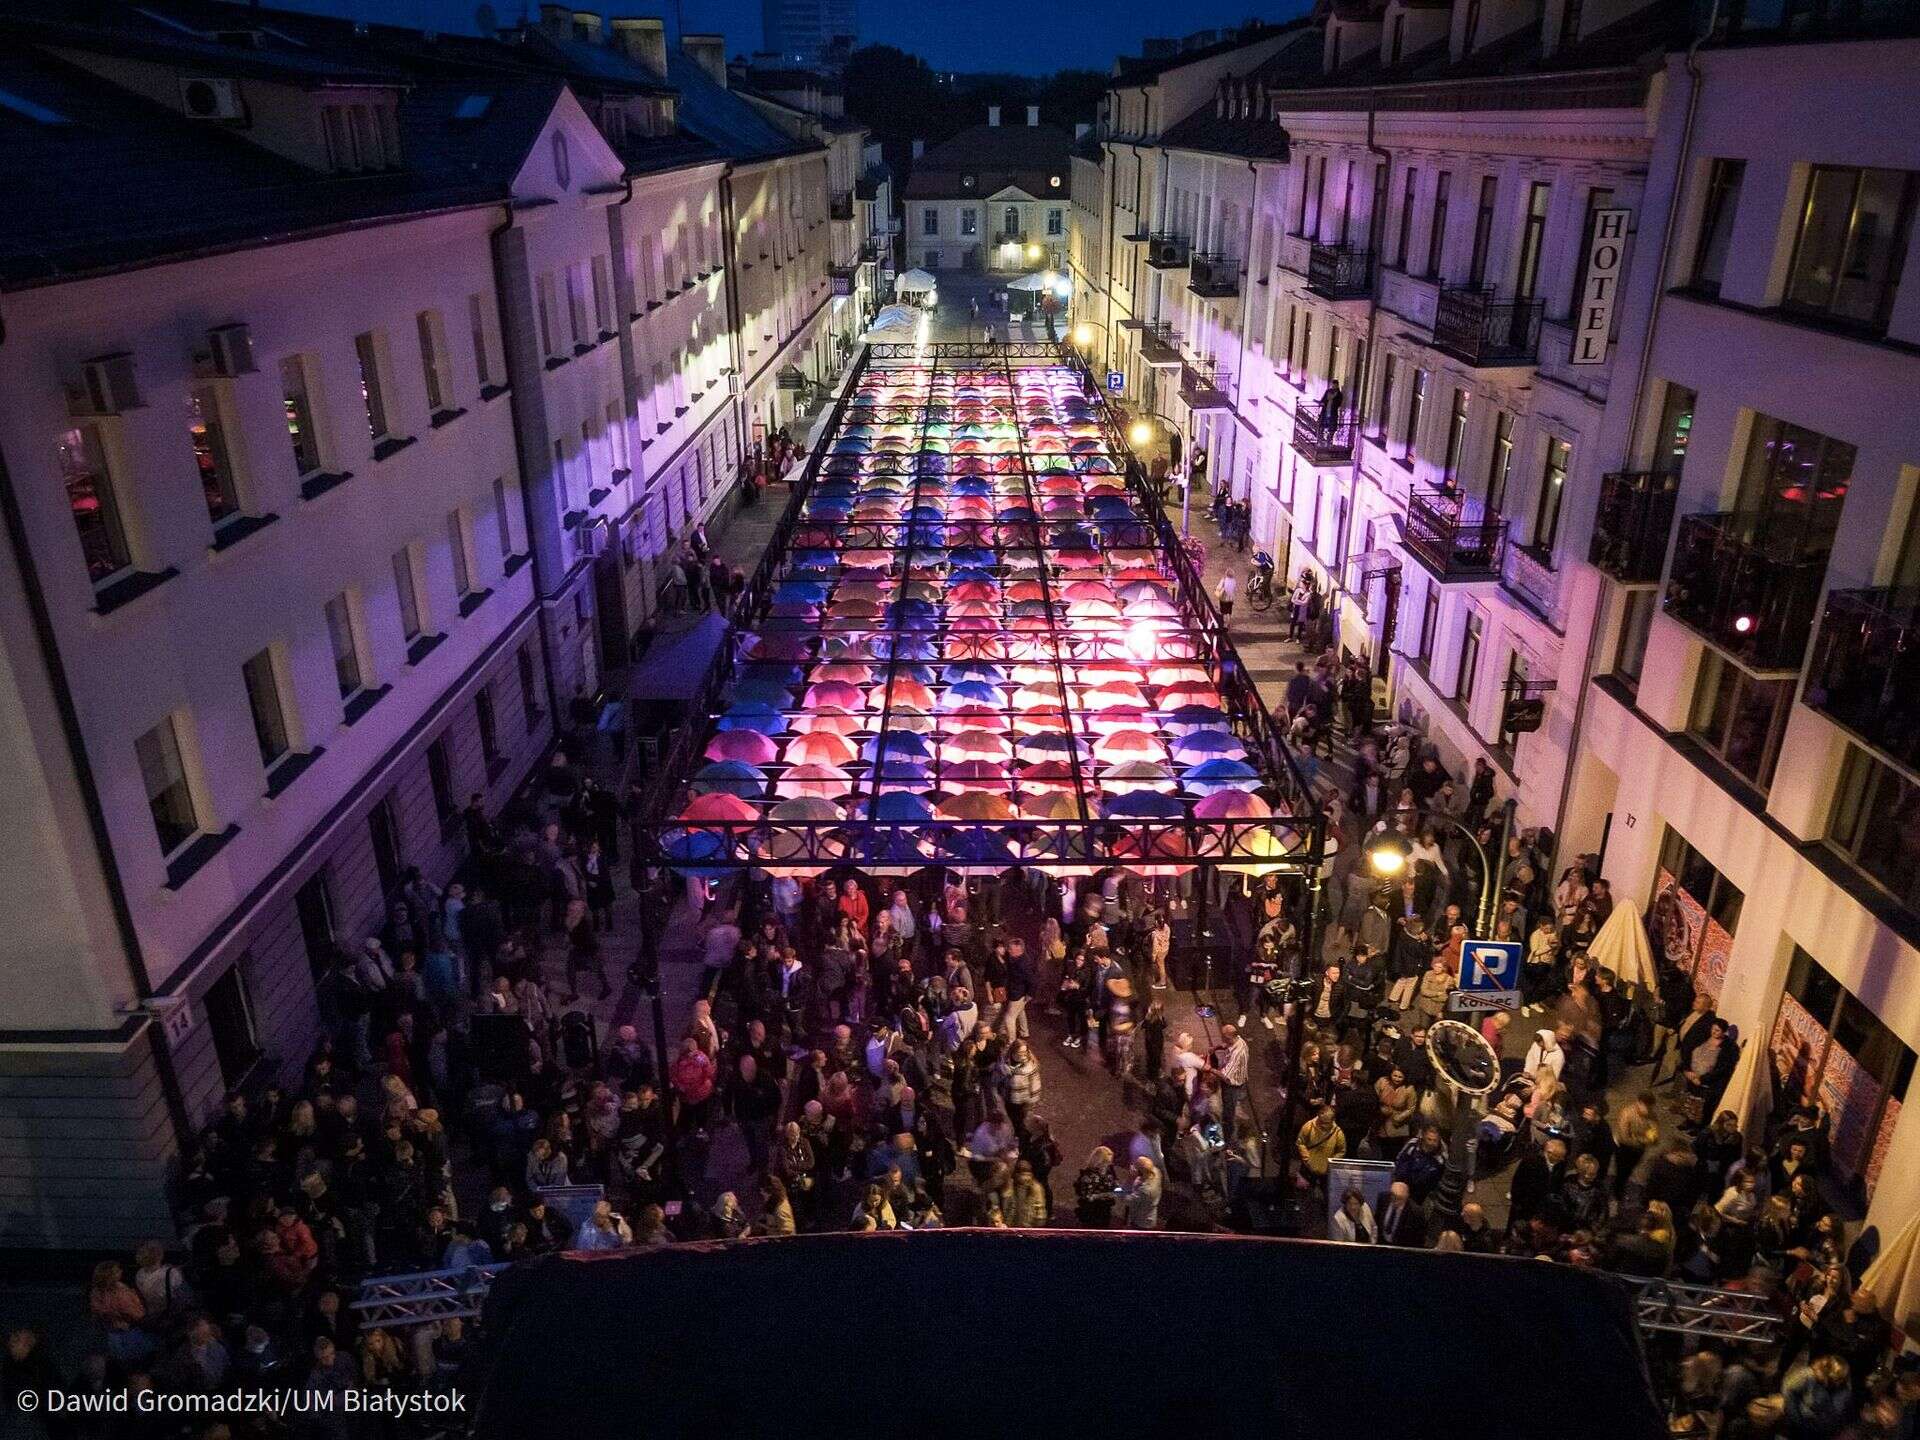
[[1571, 208, 1631, 365]]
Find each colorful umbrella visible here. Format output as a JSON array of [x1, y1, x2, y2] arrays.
[[777, 763, 851, 800], [691, 761, 766, 800], [786, 731, 856, 766], [937, 791, 1015, 821], [706, 731, 777, 764]]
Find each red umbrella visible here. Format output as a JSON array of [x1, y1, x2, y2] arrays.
[[681, 793, 758, 822], [787, 732, 855, 765]]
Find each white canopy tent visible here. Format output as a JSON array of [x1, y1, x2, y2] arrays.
[[896, 268, 936, 298], [1006, 271, 1050, 292], [864, 304, 921, 339]]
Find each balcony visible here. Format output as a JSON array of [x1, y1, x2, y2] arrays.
[[1432, 286, 1544, 367], [1404, 485, 1507, 581], [1501, 542, 1566, 630], [1663, 511, 1830, 672], [830, 191, 854, 221], [1277, 233, 1312, 276], [997, 230, 1030, 248], [1139, 321, 1183, 368], [1145, 233, 1191, 269], [1291, 406, 1356, 467], [1589, 471, 1680, 584], [1804, 587, 1920, 774], [1307, 244, 1373, 301], [1188, 252, 1240, 297], [1180, 358, 1231, 410]]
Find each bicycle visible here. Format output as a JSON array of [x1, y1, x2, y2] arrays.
[[1246, 551, 1277, 611]]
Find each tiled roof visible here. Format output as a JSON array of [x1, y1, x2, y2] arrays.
[[1159, 31, 1322, 160]]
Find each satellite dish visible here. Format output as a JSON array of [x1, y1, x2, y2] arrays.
[[1426, 1019, 1499, 1097]]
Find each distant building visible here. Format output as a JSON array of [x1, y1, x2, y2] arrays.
[[905, 107, 1073, 275], [761, 0, 857, 70]]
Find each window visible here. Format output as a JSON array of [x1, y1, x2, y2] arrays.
[[368, 793, 403, 899], [275, 357, 327, 485], [1456, 611, 1483, 706], [1654, 383, 1696, 477], [493, 477, 515, 558], [448, 510, 473, 599], [204, 963, 261, 1089], [1425, 172, 1451, 278], [1614, 589, 1655, 690], [416, 311, 451, 415], [1403, 368, 1428, 461], [1568, 186, 1616, 313], [1371, 353, 1396, 436], [1298, 312, 1314, 382], [392, 547, 422, 642], [1485, 409, 1515, 515], [136, 715, 199, 856], [1441, 388, 1470, 487], [592, 255, 614, 335], [517, 640, 540, 725], [1828, 745, 1920, 914], [1515, 181, 1551, 301], [1733, 415, 1852, 554], [563, 268, 587, 348], [1561, 0, 1584, 42], [477, 686, 501, 771], [922, 208, 938, 236], [960, 208, 977, 237], [537, 274, 561, 358], [1467, 175, 1497, 287], [1048, 209, 1064, 237], [428, 734, 458, 836], [1772, 945, 1915, 1196], [1690, 159, 1745, 296], [295, 870, 335, 981], [241, 647, 292, 770], [1688, 650, 1792, 791], [58, 423, 131, 583], [1462, 0, 1481, 48], [324, 592, 363, 700], [1531, 436, 1571, 556], [607, 400, 628, 474], [925, 251, 941, 271], [1389, 13, 1405, 63], [1783, 165, 1918, 333], [1417, 584, 1440, 666], [1652, 825, 1743, 1001], [1394, 168, 1416, 268], [354, 332, 393, 443], [1004, 206, 1019, 236], [1306, 158, 1327, 238], [469, 293, 496, 391], [188, 386, 242, 528]]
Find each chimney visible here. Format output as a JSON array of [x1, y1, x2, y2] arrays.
[[610, 16, 667, 78], [911, 138, 924, 159], [682, 33, 727, 88], [1026, 104, 1039, 126], [538, 3, 572, 39], [987, 104, 1000, 126], [571, 10, 603, 41]]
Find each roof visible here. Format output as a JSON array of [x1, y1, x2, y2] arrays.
[[0, 45, 560, 288], [1263, 0, 1691, 111], [903, 121, 1073, 199], [1159, 31, 1324, 160], [667, 49, 819, 164], [1111, 23, 1293, 81], [469, 1232, 1666, 1440]]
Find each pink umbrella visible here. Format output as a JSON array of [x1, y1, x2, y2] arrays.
[[1083, 681, 1149, 710], [789, 707, 861, 737], [945, 729, 1013, 760], [943, 759, 1012, 790], [812, 661, 876, 684], [706, 731, 777, 764], [805, 681, 866, 710], [787, 731, 855, 765], [944, 705, 1009, 732], [1018, 760, 1077, 790]]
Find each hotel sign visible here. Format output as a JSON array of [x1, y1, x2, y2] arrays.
[[1571, 208, 1630, 365]]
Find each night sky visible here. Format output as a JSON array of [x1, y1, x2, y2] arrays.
[[267, 0, 1309, 74]]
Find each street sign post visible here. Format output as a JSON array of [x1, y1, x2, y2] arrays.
[[1459, 940, 1522, 993], [1106, 370, 1124, 393]]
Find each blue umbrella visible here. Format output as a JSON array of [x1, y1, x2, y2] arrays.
[[870, 731, 931, 761], [691, 761, 766, 800], [996, 506, 1039, 523], [1166, 704, 1229, 730], [740, 663, 804, 687], [871, 791, 933, 822], [1183, 758, 1261, 795], [717, 704, 782, 734], [935, 829, 1016, 866], [870, 634, 936, 660], [950, 567, 997, 585], [950, 547, 996, 569], [1103, 790, 1186, 819], [873, 760, 931, 784], [944, 662, 1007, 684], [731, 678, 793, 708], [945, 681, 1005, 706], [660, 827, 730, 877], [773, 582, 828, 603], [1171, 730, 1245, 760]]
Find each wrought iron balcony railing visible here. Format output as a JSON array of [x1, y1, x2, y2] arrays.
[[1501, 541, 1564, 628], [1145, 233, 1191, 268], [1433, 286, 1544, 366], [1139, 321, 1182, 366], [1663, 510, 1831, 672], [1803, 586, 1920, 773], [830, 192, 855, 221], [1404, 484, 1507, 580], [1291, 406, 1356, 466], [1181, 359, 1231, 407], [1188, 252, 1240, 297], [1307, 243, 1373, 300], [1590, 471, 1680, 583]]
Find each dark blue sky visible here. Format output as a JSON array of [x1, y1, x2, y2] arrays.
[[271, 0, 1305, 74]]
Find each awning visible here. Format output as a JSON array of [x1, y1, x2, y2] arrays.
[[629, 613, 729, 702]]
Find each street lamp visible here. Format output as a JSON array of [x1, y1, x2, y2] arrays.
[[1364, 797, 1518, 939], [1025, 242, 1042, 262]]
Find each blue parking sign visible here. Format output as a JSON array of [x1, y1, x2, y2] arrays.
[[1106, 370, 1124, 393], [1459, 940, 1522, 993]]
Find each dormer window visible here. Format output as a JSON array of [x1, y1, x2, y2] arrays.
[[1561, 0, 1585, 45], [1463, 0, 1481, 50], [321, 100, 400, 172], [1389, 14, 1406, 64]]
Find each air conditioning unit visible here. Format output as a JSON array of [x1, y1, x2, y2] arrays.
[[205, 323, 256, 376], [179, 77, 244, 121], [77, 352, 142, 415]]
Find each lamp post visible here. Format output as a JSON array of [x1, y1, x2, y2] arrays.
[[1363, 797, 1517, 938], [1122, 410, 1188, 532]]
